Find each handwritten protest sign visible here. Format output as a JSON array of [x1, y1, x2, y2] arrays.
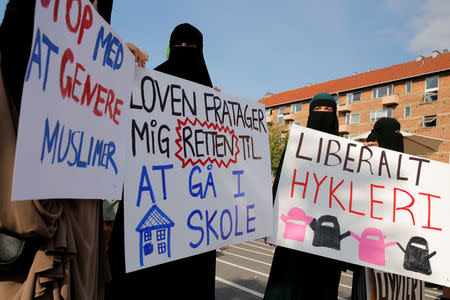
[[269, 125, 450, 286], [12, 0, 134, 200], [124, 68, 272, 273], [370, 269, 425, 300]]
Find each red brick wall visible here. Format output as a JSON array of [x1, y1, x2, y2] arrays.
[[266, 71, 450, 163]]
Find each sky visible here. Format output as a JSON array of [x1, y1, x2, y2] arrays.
[[1, 0, 450, 102]]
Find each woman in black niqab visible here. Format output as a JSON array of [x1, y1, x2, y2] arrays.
[[155, 23, 213, 88], [306, 93, 339, 135], [106, 23, 216, 300], [265, 93, 344, 300], [351, 117, 405, 300], [366, 117, 404, 152]]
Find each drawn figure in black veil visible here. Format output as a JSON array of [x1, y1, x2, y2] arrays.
[[309, 215, 350, 250], [397, 236, 436, 275]]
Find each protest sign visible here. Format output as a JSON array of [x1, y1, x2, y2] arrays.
[[124, 68, 272, 273], [369, 269, 425, 300], [269, 125, 450, 286], [12, 0, 134, 200]]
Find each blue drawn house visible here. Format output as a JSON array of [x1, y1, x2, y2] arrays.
[[136, 204, 175, 267]]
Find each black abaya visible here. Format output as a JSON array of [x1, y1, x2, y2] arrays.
[[264, 94, 344, 300]]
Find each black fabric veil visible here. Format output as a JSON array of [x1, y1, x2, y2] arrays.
[[306, 93, 339, 136], [366, 117, 404, 152], [155, 23, 212, 88]]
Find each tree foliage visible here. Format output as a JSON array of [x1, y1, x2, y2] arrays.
[[268, 121, 289, 175]]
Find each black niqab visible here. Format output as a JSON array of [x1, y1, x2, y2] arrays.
[[366, 117, 404, 152], [306, 98, 339, 136], [155, 23, 212, 88]]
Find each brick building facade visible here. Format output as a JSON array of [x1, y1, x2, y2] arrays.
[[259, 51, 450, 163]]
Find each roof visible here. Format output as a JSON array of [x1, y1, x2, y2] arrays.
[[136, 205, 175, 232], [259, 52, 450, 108]]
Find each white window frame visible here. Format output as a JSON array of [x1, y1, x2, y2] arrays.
[[372, 84, 393, 99], [405, 81, 412, 94], [265, 108, 273, 116], [291, 103, 302, 113], [423, 115, 437, 128], [424, 76, 439, 102], [278, 107, 285, 124], [346, 113, 360, 125], [404, 106, 411, 118], [347, 92, 361, 103], [370, 109, 392, 122]]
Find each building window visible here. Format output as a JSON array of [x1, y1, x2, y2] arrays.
[[144, 231, 152, 242], [265, 108, 272, 116], [347, 92, 361, 103], [346, 113, 360, 125], [156, 229, 166, 241], [423, 115, 437, 128], [333, 95, 339, 102], [405, 81, 412, 94], [158, 242, 166, 254], [291, 103, 302, 113], [278, 107, 285, 124], [424, 76, 438, 102], [294, 121, 300, 126], [372, 84, 393, 99], [370, 109, 392, 122], [404, 106, 411, 118]]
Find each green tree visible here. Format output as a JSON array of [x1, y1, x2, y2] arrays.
[[268, 121, 289, 175]]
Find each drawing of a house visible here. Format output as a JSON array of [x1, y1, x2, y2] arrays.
[[136, 204, 175, 267]]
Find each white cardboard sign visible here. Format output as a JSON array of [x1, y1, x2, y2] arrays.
[[124, 68, 273, 273], [372, 269, 425, 300], [269, 125, 450, 286], [12, 0, 134, 200]]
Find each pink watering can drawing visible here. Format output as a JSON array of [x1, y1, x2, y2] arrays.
[[280, 208, 313, 242], [351, 228, 396, 266]]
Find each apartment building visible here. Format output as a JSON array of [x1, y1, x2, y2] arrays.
[[259, 51, 450, 163]]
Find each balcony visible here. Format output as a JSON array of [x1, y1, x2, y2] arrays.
[[266, 115, 274, 123], [339, 124, 350, 133], [337, 102, 351, 113], [283, 112, 295, 122], [381, 94, 399, 106]]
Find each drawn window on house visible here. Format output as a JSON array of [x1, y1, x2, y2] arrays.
[[370, 109, 392, 122], [404, 106, 411, 118], [266, 108, 272, 116], [156, 229, 165, 241], [158, 242, 167, 254], [345, 113, 360, 124], [372, 84, 393, 99], [405, 81, 412, 94], [291, 103, 302, 113], [278, 107, 285, 124], [347, 92, 361, 103], [144, 231, 152, 242], [423, 115, 437, 128], [333, 95, 339, 102], [424, 76, 438, 102]]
